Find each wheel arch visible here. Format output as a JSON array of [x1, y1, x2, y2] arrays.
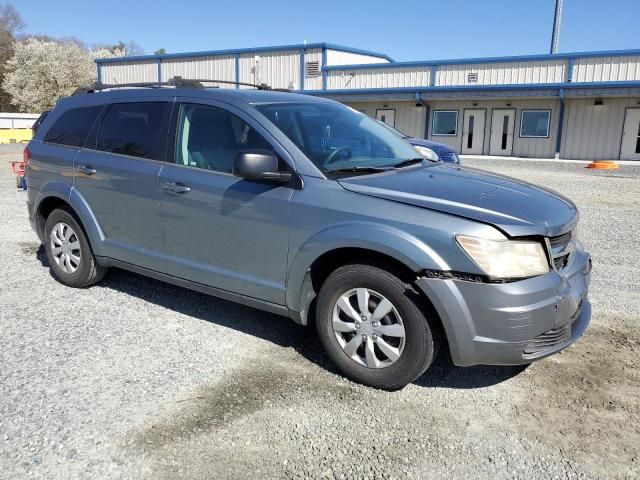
[[35, 183, 105, 256], [286, 222, 449, 327]]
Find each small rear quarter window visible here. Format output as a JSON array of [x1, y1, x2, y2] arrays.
[[43, 106, 103, 147]]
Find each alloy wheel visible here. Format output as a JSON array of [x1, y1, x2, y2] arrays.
[[332, 287, 406, 369], [50, 222, 81, 274]]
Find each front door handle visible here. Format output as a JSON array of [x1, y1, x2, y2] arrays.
[[77, 165, 96, 175], [162, 182, 191, 194]]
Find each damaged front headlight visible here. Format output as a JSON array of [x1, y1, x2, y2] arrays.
[[456, 234, 549, 280]]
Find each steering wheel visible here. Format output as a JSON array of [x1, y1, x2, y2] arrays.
[[325, 147, 353, 165]]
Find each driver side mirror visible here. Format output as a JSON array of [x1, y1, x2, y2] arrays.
[[233, 150, 292, 184]]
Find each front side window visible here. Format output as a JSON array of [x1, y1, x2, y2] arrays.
[[43, 106, 102, 147], [96, 102, 169, 160], [520, 110, 551, 138], [175, 104, 273, 173], [253, 102, 420, 175], [432, 111, 458, 136]]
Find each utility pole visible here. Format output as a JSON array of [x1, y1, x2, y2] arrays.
[[550, 0, 564, 54]]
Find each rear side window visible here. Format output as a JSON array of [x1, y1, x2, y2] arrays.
[[43, 106, 102, 147], [96, 102, 169, 160]]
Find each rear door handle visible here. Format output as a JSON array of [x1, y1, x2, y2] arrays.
[[77, 165, 96, 175], [162, 182, 191, 194]]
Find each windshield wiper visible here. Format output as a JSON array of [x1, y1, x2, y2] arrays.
[[392, 158, 426, 168], [324, 166, 392, 174]]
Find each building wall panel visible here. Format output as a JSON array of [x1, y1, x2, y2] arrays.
[[327, 67, 431, 90], [304, 48, 323, 91], [436, 60, 566, 86], [560, 97, 635, 160], [417, 99, 560, 157], [162, 55, 236, 87], [572, 56, 640, 82], [326, 49, 390, 66], [239, 50, 300, 89], [100, 61, 157, 84], [344, 101, 426, 138]]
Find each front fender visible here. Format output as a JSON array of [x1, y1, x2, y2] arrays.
[[35, 182, 106, 257], [286, 221, 450, 317]]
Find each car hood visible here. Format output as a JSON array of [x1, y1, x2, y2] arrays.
[[338, 164, 578, 237]]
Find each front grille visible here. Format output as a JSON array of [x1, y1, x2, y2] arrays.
[[438, 151, 455, 161], [548, 231, 573, 271], [554, 253, 570, 270], [523, 323, 571, 355], [550, 231, 572, 249], [523, 302, 582, 356]]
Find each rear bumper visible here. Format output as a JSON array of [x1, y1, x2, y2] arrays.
[[416, 245, 592, 366]]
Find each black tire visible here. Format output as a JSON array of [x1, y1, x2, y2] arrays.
[[44, 207, 107, 288], [316, 263, 439, 390]]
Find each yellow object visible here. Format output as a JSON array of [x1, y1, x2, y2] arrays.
[[0, 129, 32, 144], [586, 160, 619, 170]]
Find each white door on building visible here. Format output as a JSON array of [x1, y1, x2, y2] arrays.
[[620, 108, 640, 160], [489, 109, 516, 156], [461, 109, 486, 155], [376, 109, 396, 128]]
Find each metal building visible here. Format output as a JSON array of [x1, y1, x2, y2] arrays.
[[95, 43, 640, 161]]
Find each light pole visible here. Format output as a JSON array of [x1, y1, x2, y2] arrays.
[[550, 0, 564, 54]]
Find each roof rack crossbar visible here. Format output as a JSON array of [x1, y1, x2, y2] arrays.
[[72, 76, 289, 95]]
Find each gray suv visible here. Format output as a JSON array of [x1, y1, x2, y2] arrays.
[[25, 81, 592, 389]]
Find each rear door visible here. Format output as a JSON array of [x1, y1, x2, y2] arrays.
[[620, 108, 640, 160], [489, 109, 515, 156], [73, 99, 173, 271], [461, 109, 486, 155], [376, 109, 396, 128], [158, 99, 293, 304]]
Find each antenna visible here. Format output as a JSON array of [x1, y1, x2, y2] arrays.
[[550, 0, 563, 54]]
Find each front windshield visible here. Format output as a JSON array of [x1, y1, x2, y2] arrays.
[[377, 120, 410, 139], [253, 102, 421, 174]]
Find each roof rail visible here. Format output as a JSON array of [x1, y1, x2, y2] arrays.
[[72, 76, 288, 95]]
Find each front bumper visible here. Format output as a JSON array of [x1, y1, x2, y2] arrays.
[[416, 246, 592, 366]]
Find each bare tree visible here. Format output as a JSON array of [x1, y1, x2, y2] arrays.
[[0, 4, 25, 35], [124, 41, 144, 56], [0, 3, 25, 111]]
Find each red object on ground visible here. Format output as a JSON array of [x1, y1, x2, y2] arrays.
[[586, 160, 619, 170], [11, 160, 25, 175]]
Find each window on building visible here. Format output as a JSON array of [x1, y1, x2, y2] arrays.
[[520, 110, 551, 138], [96, 102, 169, 160], [43, 106, 103, 147], [432, 111, 458, 136], [176, 103, 273, 173]]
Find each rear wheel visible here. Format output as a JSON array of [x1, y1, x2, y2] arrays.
[[44, 208, 107, 287], [316, 263, 438, 390]]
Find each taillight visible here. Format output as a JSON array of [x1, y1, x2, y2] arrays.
[[23, 146, 30, 167]]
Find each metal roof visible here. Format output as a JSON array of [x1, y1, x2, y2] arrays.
[[305, 80, 640, 96], [321, 48, 640, 71], [95, 42, 394, 64]]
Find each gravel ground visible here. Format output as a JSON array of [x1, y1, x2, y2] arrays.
[[1, 144, 639, 479]]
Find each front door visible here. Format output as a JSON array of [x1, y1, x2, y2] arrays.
[[489, 109, 516, 156], [620, 108, 640, 160], [376, 109, 396, 128], [159, 101, 293, 304], [461, 109, 486, 155]]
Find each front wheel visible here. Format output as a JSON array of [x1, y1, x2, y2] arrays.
[[315, 263, 439, 390]]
